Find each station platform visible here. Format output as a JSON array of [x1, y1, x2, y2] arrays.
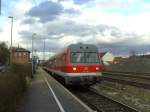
[[22, 68, 93, 112]]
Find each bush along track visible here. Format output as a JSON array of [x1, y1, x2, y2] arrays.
[[0, 63, 32, 112]]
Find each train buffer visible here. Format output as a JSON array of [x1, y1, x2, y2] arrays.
[[22, 67, 93, 112]]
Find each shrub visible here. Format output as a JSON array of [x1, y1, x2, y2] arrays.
[[0, 63, 32, 112], [0, 42, 10, 64]]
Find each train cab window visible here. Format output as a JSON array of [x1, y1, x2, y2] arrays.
[[71, 52, 99, 63], [85, 53, 99, 63], [71, 52, 84, 63]]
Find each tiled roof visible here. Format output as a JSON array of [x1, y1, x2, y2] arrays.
[[99, 52, 107, 57], [12, 47, 30, 53]]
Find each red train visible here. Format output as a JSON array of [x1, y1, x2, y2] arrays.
[[44, 43, 103, 85]]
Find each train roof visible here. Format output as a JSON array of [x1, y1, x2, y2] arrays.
[[47, 43, 98, 61], [68, 43, 98, 52], [49, 48, 67, 60]]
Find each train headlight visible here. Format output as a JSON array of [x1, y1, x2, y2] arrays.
[[73, 67, 77, 71], [96, 67, 99, 70]]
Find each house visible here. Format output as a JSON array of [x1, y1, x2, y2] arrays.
[[99, 52, 114, 65], [113, 56, 127, 64], [12, 47, 30, 64]]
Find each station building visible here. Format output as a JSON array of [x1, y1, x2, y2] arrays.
[[12, 47, 30, 64]]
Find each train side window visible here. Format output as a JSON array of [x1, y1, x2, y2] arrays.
[[62, 54, 66, 64], [49, 61, 52, 65]]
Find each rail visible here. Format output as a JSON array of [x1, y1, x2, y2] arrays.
[[102, 71, 150, 89], [68, 86, 139, 112], [103, 71, 150, 75]]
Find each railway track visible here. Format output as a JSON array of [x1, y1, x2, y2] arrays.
[[102, 71, 150, 89], [68, 86, 139, 112], [104, 71, 150, 75], [103, 71, 150, 79]]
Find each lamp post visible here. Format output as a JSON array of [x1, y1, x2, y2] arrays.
[[31, 34, 46, 75], [32, 33, 36, 77], [8, 16, 14, 64], [43, 38, 46, 61], [8, 16, 13, 48]]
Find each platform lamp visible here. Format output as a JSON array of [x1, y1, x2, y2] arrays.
[[32, 33, 36, 76], [8, 16, 14, 64]]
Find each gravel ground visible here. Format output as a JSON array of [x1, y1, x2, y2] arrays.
[[92, 81, 150, 112]]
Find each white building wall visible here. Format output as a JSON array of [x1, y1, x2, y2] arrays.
[[102, 52, 114, 65]]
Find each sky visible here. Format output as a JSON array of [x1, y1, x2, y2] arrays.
[[0, 0, 150, 59]]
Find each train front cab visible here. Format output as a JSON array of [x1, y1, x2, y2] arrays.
[[64, 44, 103, 85], [64, 66, 102, 85]]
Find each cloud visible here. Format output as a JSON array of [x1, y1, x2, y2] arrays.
[[58, 0, 93, 5], [51, 21, 92, 36], [15, 2, 33, 13], [0, 28, 3, 32], [96, 0, 136, 8], [19, 31, 33, 40], [32, 39, 62, 52], [20, 18, 149, 46], [1, 0, 150, 60], [97, 43, 150, 56], [27, 1, 63, 22], [5, 1, 33, 20], [17, 0, 150, 57], [19, 17, 150, 56], [25, 0, 80, 23], [22, 18, 36, 24], [63, 8, 80, 14], [73, 0, 93, 5]]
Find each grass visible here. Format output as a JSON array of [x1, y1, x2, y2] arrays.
[[0, 63, 32, 112], [106, 57, 150, 73]]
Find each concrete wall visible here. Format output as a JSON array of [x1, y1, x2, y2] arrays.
[[102, 52, 114, 65]]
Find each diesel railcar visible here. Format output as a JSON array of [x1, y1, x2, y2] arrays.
[[44, 43, 103, 85]]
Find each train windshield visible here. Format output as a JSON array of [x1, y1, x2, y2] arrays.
[[71, 52, 99, 63]]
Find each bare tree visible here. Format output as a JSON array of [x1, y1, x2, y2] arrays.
[[0, 42, 10, 65], [129, 50, 137, 57]]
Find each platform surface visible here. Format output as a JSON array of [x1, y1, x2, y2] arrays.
[[22, 68, 93, 112]]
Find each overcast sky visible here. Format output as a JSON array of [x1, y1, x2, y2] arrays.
[[0, 0, 150, 59]]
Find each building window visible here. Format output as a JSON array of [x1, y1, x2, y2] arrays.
[[14, 52, 17, 57], [23, 53, 26, 56], [19, 53, 21, 57], [23, 53, 27, 58]]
